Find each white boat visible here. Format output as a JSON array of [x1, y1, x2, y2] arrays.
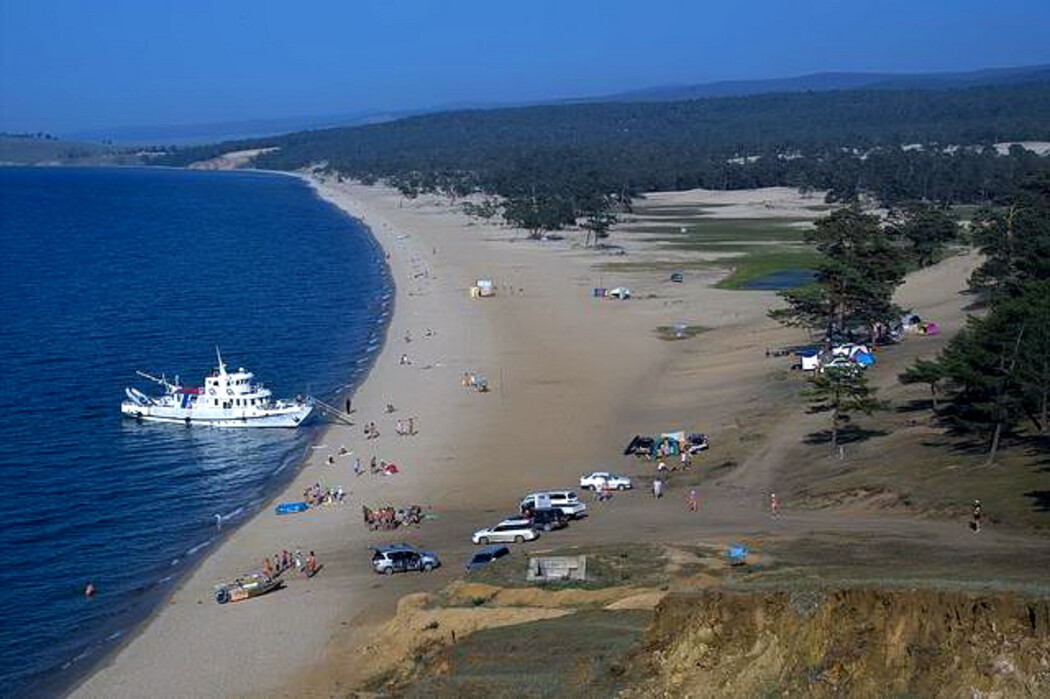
[[121, 349, 313, 428]]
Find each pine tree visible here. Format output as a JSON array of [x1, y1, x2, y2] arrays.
[[804, 367, 884, 452], [772, 207, 907, 340], [886, 201, 960, 268], [899, 358, 947, 412]]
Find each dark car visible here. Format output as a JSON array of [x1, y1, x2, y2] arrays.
[[371, 544, 441, 575], [465, 545, 510, 573], [528, 507, 569, 532]]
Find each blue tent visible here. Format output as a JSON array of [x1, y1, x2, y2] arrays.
[[854, 352, 875, 367]]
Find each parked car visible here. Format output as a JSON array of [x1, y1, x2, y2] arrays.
[[579, 472, 633, 491], [465, 545, 511, 572], [520, 491, 588, 519], [819, 356, 862, 374], [686, 433, 710, 454], [370, 544, 441, 575], [527, 507, 569, 532], [472, 518, 540, 545]]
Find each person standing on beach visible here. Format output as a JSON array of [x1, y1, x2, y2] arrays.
[[688, 489, 698, 512], [972, 499, 982, 533], [653, 479, 663, 499], [769, 492, 779, 518], [396, 419, 403, 436], [408, 416, 416, 435]]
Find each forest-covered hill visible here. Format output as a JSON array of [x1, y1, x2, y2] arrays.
[[157, 81, 1050, 207]]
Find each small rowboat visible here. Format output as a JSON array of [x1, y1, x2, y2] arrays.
[[214, 574, 283, 604]]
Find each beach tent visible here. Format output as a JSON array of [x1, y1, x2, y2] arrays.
[[854, 351, 875, 368], [475, 278, 495, 297], [796, 348, 821, 371], [624, 435, 653, 455]]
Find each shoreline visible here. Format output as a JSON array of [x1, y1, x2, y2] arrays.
[[71, 173, 474, 698], [67, 172, 793, 697], [68, 171, 1024, 697], [56, 169, 396, 698]]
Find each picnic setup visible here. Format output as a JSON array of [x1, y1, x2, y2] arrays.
[[624, 431, 710, 459], [362, 504, 426, 531]]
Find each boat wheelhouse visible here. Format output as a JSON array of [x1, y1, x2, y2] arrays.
[[121, 349, 313, 428]]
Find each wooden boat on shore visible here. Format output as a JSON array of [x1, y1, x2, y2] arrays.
[[214, 574, 283, 604]]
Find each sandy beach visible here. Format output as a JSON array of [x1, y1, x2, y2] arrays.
[[72, 178, 1048, 697]]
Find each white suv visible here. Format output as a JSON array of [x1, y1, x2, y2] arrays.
[[520, 491, 588, 519], [472, 518, 540, 545], [579, 472, 633, 491]]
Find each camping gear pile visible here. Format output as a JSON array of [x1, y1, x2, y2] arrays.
[[726, 544, 749, 567], [362, 504, 424, 531], [592, 287, 631, 300], [625, 432, 709, 459], [792, 343, 876, 372]]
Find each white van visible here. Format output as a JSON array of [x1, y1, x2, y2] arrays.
[[521, 490, 587, 519]]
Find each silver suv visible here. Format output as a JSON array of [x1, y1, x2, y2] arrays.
[[370, 544, 441, 575]]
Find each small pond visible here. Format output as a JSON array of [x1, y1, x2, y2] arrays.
[[740, 268, 816, 290]]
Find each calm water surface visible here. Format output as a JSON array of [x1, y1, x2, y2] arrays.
[[0, 167, 391, 696]]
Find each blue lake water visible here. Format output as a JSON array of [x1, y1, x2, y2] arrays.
[[0, 167, 391, 696]]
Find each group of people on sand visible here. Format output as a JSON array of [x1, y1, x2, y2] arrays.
[[303, 482, 346, 506], [261, 548, 317, 580], [461, 371, 488, 392], [362, 504, 424, 530], [395, 417, 417, 436]]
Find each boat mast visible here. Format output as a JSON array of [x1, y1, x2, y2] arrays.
[[215, 346, 227, 377]]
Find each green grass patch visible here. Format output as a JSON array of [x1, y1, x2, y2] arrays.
[[402, 610, 651, 698], [464, 543, 668, 590], [668, 217, 809, 244], [713, 249, 823, 290], [594, 260, 723, 273]]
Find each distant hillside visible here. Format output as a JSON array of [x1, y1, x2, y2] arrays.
[[594, 64, 1050, 103], [63, 63, 1050, 146], [0, 135, 144, 165], [158, 80, 1050, 206]]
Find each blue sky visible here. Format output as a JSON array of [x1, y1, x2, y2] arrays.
[[1, 0, 1048, 133]]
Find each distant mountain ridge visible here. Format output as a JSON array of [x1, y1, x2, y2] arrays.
[[591, 64, 1050, 103]]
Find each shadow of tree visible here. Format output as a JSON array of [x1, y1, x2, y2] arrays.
[[804, 425, 890, 446], [1023, 490, 1050, 512], [895, 399, 935, 415]]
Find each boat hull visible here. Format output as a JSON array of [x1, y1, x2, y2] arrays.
[[121, 402, 313, 428]]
